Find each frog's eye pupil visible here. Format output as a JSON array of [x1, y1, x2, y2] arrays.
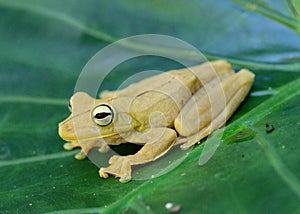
[[95, 112, 111, 119], [92, 104, 114, 126]]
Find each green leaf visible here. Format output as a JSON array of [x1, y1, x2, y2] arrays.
[[0, 0, 300, 213], [232, 0, 300, 33], [287, 0, 300, 20]]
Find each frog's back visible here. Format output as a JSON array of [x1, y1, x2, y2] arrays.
[[109, 60, 234, 130], [129, 69, 198, 129], [101, 60, 233, 100]]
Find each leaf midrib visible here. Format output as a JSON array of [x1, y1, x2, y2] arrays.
[[0, 151, 77, 168]]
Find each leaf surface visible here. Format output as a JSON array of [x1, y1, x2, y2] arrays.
[[0, 0, 299, 213]]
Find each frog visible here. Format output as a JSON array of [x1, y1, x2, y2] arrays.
[[58, 60, 255, 183]]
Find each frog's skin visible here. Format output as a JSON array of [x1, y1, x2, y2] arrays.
[[58, 60, 255, 182]]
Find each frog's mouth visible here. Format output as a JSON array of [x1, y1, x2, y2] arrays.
[[58, 120, 120, 143], [59, 127, 118, 142]]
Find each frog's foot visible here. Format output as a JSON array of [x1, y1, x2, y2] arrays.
[[176, 125, 214, 150], [63, 142, 87, 160], [175, 135, 200, 150], [99, 155, 132, 183], [180, 139, 200, 150]]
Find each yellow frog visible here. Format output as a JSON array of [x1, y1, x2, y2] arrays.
[[58, 60, 254, 182]]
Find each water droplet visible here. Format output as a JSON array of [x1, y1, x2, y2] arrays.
[[165, 202, 173, 209], [165, 202, 181, 212]]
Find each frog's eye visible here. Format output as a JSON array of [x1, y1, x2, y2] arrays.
[[92, 104, 114, 126]]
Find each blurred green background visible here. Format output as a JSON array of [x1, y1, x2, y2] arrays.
[[0, 0, 300, 213]]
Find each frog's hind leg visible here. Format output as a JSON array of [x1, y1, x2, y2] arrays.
[[175, 69, 255, 149], [100, 60, 234, 99]]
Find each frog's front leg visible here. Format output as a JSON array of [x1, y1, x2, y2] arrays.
[[99, 128, 177, 183], [64, 139, 110, 160]]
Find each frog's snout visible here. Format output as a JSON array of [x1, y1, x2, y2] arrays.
[[58, 119, 76, 142], [58, 120, 67, 140]]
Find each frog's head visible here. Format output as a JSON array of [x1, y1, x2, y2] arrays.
[[58, 92, 140, 143]]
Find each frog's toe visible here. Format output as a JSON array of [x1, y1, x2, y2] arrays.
[[180, 143, 193, 150], [175, 137, 194, 150], [63, 142, 86, 160], [74, 150, 87, 160], [99, 156, 132, 182], [108, 155, 120, 164], [98, 144, 110, 153], [119, 175, 131, 183], [177, 134, 201, 150], [99, 169, 109, 179], [63, 142, 80, 151]]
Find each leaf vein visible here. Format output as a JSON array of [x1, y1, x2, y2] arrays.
[[0, 151, 77, 168]]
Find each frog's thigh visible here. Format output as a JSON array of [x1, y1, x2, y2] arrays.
[[99, 128, 176, 182], [176, 69, 254, 149]]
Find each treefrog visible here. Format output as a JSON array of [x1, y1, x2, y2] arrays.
[[58, 60, 255, 182]]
